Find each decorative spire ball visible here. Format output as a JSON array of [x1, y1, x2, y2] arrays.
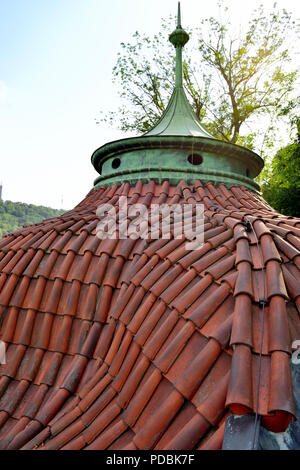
[[169, 2, 189, 47], [169, 2, 189, 88]]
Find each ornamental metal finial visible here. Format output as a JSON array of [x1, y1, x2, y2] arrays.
[[177, 1, 181, 28], [169, 2, 189, 87]]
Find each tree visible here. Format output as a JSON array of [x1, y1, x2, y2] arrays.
[[0, 201, 65, 238], [99, 2, 299, 155], [261, 118, 300, 217]]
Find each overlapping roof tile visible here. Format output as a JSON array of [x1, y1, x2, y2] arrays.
[[0, 180, 299, 450]]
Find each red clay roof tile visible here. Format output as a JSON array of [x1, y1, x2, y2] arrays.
[[197, 371, 229, 425], [230, 294, 253, 348], [112, 342, 140, 393], [0, 273, 18, 306], [186, 283, 231, 328], [226, 344, 253, 414], [175, 338, 222, 399], [0, 306, 19, 342], [235, 238, 252, 265], [160, 268, 197, 303], [7, 420, 43, 450], [197, 418, 226, 450], [134, 301, 166, 347], [274, 233, 299, 261], [119, 287, 146, 325], [0, 416, 30, 449], [154, 321, 195, 373], [234, 262, 254, 298], [205, 253, 236, 279], [123, 367, 162, 427], [140, 259, 171, 290], [14, 383, 48, 420], [171, 274, 213, 313], [268, 296, 291, 353], [191, 246, 228, 273], [78, 374, 112, 412], [126, 293, 156, 334], [267, 350, 295, 418], [117, 355, 150, 409], [143, 310, 179, 360], [266, 260, 288, 300], [0, 180, 299, 449], [83, 417, 127, 450], [134, 388, 183, 450], [32, 352, 62, 386], [150, 265, 183, 297], [34, 388, 70, 426], [286, 233, 300, 251]]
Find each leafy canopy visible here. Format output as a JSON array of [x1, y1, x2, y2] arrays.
[[261, 118, 300, 217], [0, 200, 64, 238]]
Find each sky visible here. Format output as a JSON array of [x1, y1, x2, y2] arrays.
[[0, 0, 299, 210]]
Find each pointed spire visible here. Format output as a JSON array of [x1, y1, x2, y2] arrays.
[[177, 1, 181, 28], [92, 3, 263, 192], [144, 3, 213, 138], [169, 2, 189, 88]]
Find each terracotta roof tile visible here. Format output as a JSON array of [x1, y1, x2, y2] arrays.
[[191, 246, 228, 273], [268, 296, 291, 353], [286, 233, 300, 251], [134, 387, 184, 450], [234, 262, 253, 298], [83, 417, 127, 450], [175, 338, 222, 399], [171, 274, 213, 313], [143, 310, 179, 360], [126, 293, 156, 334], [253, 219, 273, 239], [267, 350, 295, 418], [7, 420, 43, 450], [266, 260, 288, 300], [230, 294, 253, 348], [112, 342, 141, 392], [123, 367, 162, 427], [0, 180, 299, 449], [150, 265, 183, 297], [186, 283, 231, 328], [0, 307, 20, 342], [154, 321, 195, 373], [204, 253, 236, 279], [197, 418, 226, 450], [140, 259, 171, 290], [0, 416, 30, 450], [34, 352, 63, 386], [108, 428, 135, 450], [226, 344, 253, 414], [160, 268, 197, 303], [197, 371, 230, 425], [117, 355, 150, 409]]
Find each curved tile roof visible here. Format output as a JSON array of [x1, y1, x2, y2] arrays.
[[0, 180, 299, 450]]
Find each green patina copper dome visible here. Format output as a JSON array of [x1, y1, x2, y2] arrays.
[[91, 3, 263, 192]]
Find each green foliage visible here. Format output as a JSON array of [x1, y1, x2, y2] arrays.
[[99, 1, 299, 157], [0, 200, 64, 238], [261, 121, 300, 216]]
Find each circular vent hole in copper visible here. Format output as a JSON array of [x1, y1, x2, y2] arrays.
[[112, 158, 121, 169], [188, 154, 203, 165]]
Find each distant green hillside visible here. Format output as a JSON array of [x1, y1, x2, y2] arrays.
[[0, 200, 65, 237]]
